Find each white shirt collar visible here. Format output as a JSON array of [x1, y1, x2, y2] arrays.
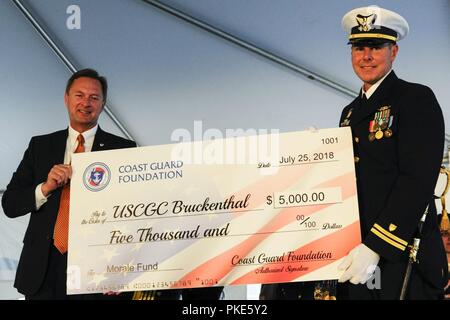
[[68, 125, 98, 148], [64, 125, 98, 164], [362, 69, 393, 99]]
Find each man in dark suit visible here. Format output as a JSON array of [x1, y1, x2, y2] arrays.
[[1, 68, 137, 299], [2, 68, 223, 301], [337, 6, 448, 299]]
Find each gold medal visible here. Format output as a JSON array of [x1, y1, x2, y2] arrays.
[[380, 122, 388, 130], [368, 132, 375, 142], [375, 130, 383, 140], [384, 128, 393, 138]]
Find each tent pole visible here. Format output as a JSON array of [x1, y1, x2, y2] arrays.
[[140, 0, 358, 98], [11, 0, 138, 145]]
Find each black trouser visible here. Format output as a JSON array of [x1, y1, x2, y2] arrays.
[[260, 282, 317, 300], [122, 287, 224, 300], [340, 261, 444, 300], [182, 287, 224, 300]]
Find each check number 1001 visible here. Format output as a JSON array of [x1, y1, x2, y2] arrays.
[[269, 187, 342, 208]]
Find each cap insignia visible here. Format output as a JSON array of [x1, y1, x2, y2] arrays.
[[356, 14, 377, 32]]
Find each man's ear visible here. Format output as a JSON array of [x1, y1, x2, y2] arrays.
[[391, 44, 399, 61], [64, 92, 69, 107]]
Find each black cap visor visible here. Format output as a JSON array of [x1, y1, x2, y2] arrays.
[[349, 38, 396, 47]]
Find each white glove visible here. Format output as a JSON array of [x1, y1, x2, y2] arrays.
[[338, 243, 380, 284]]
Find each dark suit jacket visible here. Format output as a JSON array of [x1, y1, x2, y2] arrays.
[[339, 71, 448, 294], [2, 127, 136, 296]]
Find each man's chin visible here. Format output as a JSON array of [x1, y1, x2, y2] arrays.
[[358, 76, 378, 85], [73, 120, 97, 129], [76, 117, 95, 124]]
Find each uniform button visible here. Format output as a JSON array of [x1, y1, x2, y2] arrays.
[[354, 156, 360, 163], [354, 137, 359, 143]]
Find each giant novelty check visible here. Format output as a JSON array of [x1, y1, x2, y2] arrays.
[[67, 127, 360, 294]]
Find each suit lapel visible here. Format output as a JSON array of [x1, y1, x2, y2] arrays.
[[350, 71, 398, 126], [50, 129, 68, 165], [46, 129, 68, 211], [92, 126, 108, 151]]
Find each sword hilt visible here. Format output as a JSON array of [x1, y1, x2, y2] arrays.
[[407, 238, 421, 263]]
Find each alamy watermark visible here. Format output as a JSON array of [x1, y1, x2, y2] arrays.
[[170, 121, 280, 173], [66, 5, 81, 30]]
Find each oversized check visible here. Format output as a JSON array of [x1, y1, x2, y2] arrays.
[[67, 127, 361, 294]]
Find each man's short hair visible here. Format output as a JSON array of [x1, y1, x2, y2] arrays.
[[65, 68, 108, 102]]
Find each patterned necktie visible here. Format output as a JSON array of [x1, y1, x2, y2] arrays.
[[53, 134, 85, 254]]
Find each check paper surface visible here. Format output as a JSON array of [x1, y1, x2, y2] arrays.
[[67, 127, 360, 294]]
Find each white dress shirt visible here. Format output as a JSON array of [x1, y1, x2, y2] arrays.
[[362, 69, 393, 99]]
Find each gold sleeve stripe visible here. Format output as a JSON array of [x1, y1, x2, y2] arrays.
[[132, 291, 157, 300], [132, 291, 141, 300], [373, 223, 408, 246], [370, 228, 406, 251]]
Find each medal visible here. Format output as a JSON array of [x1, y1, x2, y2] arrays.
[[375, 130, 383, 140], [384, 128, 393, 138], [369, 106, 394, 141]]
